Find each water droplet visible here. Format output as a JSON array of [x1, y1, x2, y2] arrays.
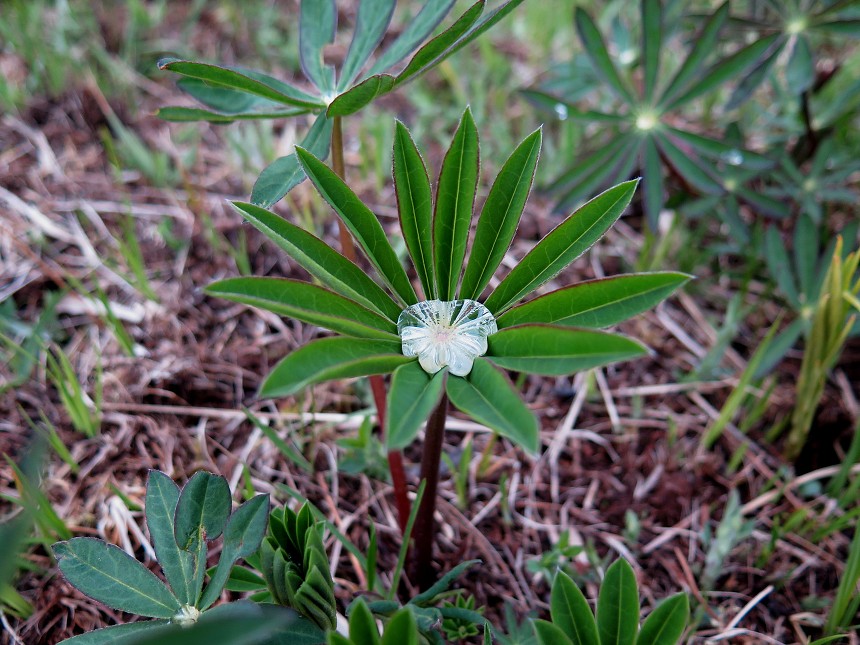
[[554, 103, 569, 121], [721, 149, 744, 166], [398, 300, 497, 377]]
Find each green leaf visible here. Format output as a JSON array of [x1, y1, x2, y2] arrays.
[[485, 180, 638, 314], [786, 36, 814, 95], [233, 202, 401, 321], [446, 359, 539, 453], [596, 559, 639, 645], [174, 472, 232, 551], [348, 598, 381, 645], [385, 362, 446, 450], [57, 621, 169, 645], [52, 538, 180, 619], [157, 59, 323, 109], [410, 560, 481, 606], [327, 74, 396, 117], [296, 147, 417, 305], [641, 136, 664, 229], [393, 121, 435, 298], [497, 273, 691, 329], [205, 277, 398, 340], [381, 607, 419, 645], [251, 111, 333, 208], [725, 40, 785, 110], [636, 593, 689, 645], [434, 107, 479, 301], [488, 325, 648, 375], [664, 34, 781, 110], [145, 471, 195, 606], [764, 227, 800, 308], [794, 214, 819, 298], [521, 90, 626, 123], [175, 77, 266, 113], [574, 7, 636, 104], [551, 572, 600, 645], [461, 128, 542, 300], [367, 0, 458, 76], [199, 494, 270, 610], [658, 2, 729, 108], [534, 620, 574, 645], [665, 128, 773, 170], [338, 0, 396, 90], [392, 0, 485, 89], [641, 0, 662, 102], [556, 136, 642, 215], [655, 133, 723, 194], [300, 0, 336, 94], [433, 0, 526, 62], [156, 106, 309, 123], [812, 19, 860, 36], [260, 337, 409, 398], [735, 186, 791, 219]]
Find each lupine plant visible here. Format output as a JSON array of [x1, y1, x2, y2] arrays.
[[523, 0, 779, 224], [157, 0, 523, 208], [205, 109, 691, 587]]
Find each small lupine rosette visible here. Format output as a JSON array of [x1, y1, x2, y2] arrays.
[[206, 109, 690, 454]]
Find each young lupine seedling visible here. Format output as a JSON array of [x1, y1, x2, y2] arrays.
[[533, 560, 689, 645], [157, 0, 524, 207], [523, 0, 776, 225], [206, 109, 690, 587], [49, 470, 323, 644]]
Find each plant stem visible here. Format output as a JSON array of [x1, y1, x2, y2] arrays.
[[413, 393, 449, 589], [330, 114, 410, 533], [331, 116, 356, 259]]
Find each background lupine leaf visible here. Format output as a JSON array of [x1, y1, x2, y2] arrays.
[[434, 108, 479, 301], [260, 338, 410, 398], [233, 202, 401, 321], [460, 128, 542, 300], [641, 0, 662, 102], [446, 359, 539, 454], [296, 147, 418, 305], [485, 180, 638, 314], [487, 325, 648, 375], [393, 121, 436, 299], [574, 7, 636, 104], [205, 277, 399, 340], [496, 273, 691, 329], [53, 538, 180, 619]]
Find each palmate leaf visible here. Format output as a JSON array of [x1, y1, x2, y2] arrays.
[[145, 471, 195, 606], [596, 559, 639, 645], [205, 277, 399, 340], [232, 201, 401, 321], [299, 0, 336, 94], [393, 121, 435, 299], [435, 108, 479, 301], [338, 0, 396, 91], [550, 572, 599, 645], [496, 273, 691, 329], [488, 325, 648, 375], [385, 362, 447, 451], [296, 147, 417, 305], [485, 180, 638, 314], [446, 359, 539, 454], [260, 337, 410, 398], [251, 111, 333, 209], [52, 538, 180, 619], [460, 128, 542, 300]]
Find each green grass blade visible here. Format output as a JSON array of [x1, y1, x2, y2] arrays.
[[497, 273, 690, 329], [338, 0, 396, 91], [296, 147, 417, 305], [233, 201, 401, 321], [53, 538, 180, 619], [251, 111, 333, 208], [367, 0, 458, 76], [385, 362, 446, 450], [434, 108, 479, 301], [485, 180, 638, 313], [393, 120, 435, 298], [575, 7, 636, 104], [260, 338, 409, 398], [205, 277, 399, 340], [446, 359, 539, 454], [488, 324, 648, 375], [596, 559, 639, 645], [460, 128, 542, 300], [300, 0, 336, 94]]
